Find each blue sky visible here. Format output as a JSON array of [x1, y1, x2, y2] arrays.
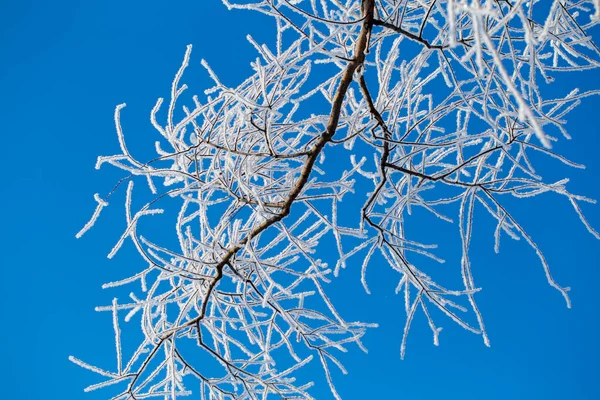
[[1, 1, 599, 399]]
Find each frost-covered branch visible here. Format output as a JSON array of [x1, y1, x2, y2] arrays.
[[73, 0, 599, 398]]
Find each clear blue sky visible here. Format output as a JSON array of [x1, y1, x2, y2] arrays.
[[1, 1, 599, 399]]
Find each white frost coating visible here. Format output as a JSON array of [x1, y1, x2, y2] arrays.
[[75, 194, 108, 238], [168, 45, 192, 137], [114, 104, 136, 160], [72, 1, 600, 399], [480, 29, 551, 148], [69, 356, 118, 378], [112, 298, 123, 375]]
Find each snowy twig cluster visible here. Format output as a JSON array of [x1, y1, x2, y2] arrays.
[[73, 1, 600, 398]]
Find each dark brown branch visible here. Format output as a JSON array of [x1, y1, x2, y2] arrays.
[[373, 18, 473, 50], [373, 18, 447, 49], [124, 2, 378, 393]]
